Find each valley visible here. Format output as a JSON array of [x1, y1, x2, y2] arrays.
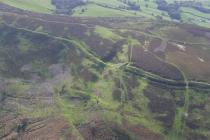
[[0, 1, 210, 140]]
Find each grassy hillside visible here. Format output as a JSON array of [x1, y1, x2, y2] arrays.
[[73, 0, 210, 28], [73, 3, 136, 17], [73, 0, 170, 19], [1, 4, 210, 139], [0, 0, 55, 13], [0, 0, 210, 28]]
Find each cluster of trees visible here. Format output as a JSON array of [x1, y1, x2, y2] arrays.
[[156, 0, 210, 20], [191, 4, 210, 13], [119, 0, 141, 11], [127, 1, 141, 11], [51, 0, 87, 14], [156, 0, 181, 20]]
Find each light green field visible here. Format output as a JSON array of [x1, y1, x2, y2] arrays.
[[165, 0, 209, 3], [0, 0, 55, 13], [73, 3, 136, 17], [181, 7, 210, 19], [89, 0, 127, 7], [181, 7, 210, 28], [73, 1, 170, 20], [0, 0, 210, 28]]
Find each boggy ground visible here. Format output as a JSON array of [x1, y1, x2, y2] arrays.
[[0, 3, 210, 140]]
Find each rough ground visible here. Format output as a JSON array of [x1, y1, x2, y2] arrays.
[[0, 3, 210, 140]]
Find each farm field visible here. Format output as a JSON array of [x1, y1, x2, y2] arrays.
[[0, 0, 55, 13], [0, 0, 210, 28]]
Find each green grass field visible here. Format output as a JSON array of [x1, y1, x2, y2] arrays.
[[73, 3, 135, 17], [73, 0, 170, 19], [72, 0, 210, 28], [0, 0, 55, 13], [0, 0, 209, 28]]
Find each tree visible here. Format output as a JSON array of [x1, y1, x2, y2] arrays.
[[81, 8, 85, 13]]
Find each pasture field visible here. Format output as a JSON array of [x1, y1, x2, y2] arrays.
[[0, 0, 54, 13], [0, 0, 209, 28]]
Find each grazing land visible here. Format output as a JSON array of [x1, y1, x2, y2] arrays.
[[0, 0, 55, 13], [1, 0, 210, 28]]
